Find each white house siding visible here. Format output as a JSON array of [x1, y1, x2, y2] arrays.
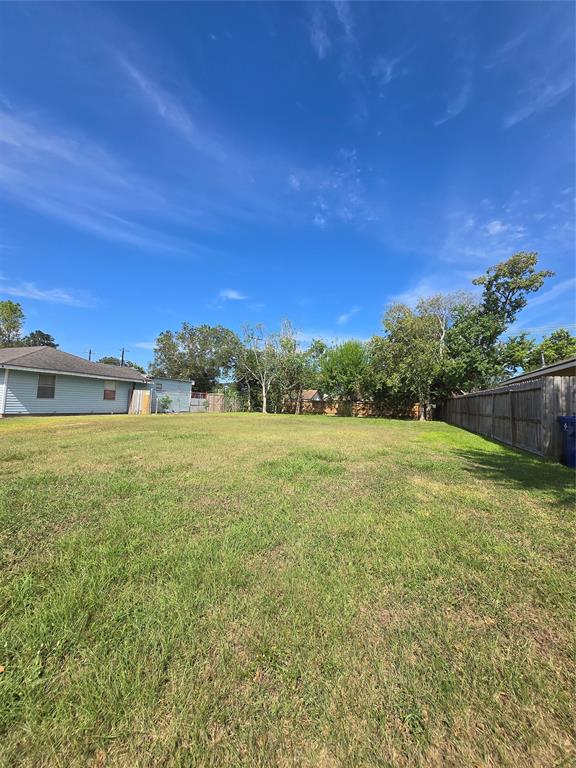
[[0, 370, 6, 412], [3, 370, 133, 415]]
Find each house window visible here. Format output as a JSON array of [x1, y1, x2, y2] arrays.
[[37, 373, 56, 399], [103, 380, 116, 400], [156, 383, 163, 392]]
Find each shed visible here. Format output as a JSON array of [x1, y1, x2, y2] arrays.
[[149, 377, 193, 412]]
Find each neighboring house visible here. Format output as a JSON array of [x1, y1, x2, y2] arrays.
[[0, 346, 147, 416], [499, 355, 576, 386], [149, 377, 193, 413], [300, 389, 323, 401]]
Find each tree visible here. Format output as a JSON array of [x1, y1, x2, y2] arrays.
[[97, 356, 145, 374], [526, 329, 576, 370], [272, 325, 326, 414], [236, 324, 284, 413], [149, 324, 240, 391], [499, 333, 537, 377], [22, 330, 58, 348], [319, 340, 371, 411], [0, 300, 24, 347], [371, 304, 444, 419], [439, 252, 554, 392], [472, 252, 554, 325]]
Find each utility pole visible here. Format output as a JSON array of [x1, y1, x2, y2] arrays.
[[120, 348, 125, 367], [87, 348, 92, 361]]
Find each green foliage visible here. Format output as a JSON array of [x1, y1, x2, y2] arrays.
[[0, 300, 24, 347], [472, 251, 554, 325], [526, 328, 576, 370], [97, 356, 145, 374], [320, 340, 371, 401], [158, 394, 173, 413], [150, 324, 240, 391], [21, 330, 58, 348]]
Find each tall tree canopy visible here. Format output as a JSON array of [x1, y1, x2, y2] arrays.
[[0, 300, 24, 347], [320, 340, 372, 405], [150, 324, 240, 391], [0, 301, 58, 349], [97, 356, 145, 374], [22, 330, 58, 348]]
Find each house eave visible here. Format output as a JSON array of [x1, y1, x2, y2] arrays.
[[0, 363, 145, 384]]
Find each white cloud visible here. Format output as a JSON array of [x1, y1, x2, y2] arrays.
[[308, 7, 331, 60], [288, 173, 301, 191], [219, 289, 246, 301], [485, 220, 508, 236], [504, 74, 573, 128], [132, 340, 156, 350], [333, 0, 355, 43], [371, 55, 406, 88], [0, 108, 204, 253], [434, 78, 472, 126], [524, 277, 576, 309], [313, 213, 327, 228], [118, 56, 227, 162], [0, 277, 92, 307], [337, 306, 360, 325]]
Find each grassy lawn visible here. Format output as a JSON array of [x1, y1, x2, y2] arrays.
[[0, 413, 574, 767]]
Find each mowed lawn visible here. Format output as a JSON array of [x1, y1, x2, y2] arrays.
[[0, 414, 574, 767]]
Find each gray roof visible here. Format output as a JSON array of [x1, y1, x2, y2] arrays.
[[0, 346, 147, 382], [500, 355, 576, 385]]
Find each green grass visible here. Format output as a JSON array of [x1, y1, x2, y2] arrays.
[[0, 413, 574, 767]]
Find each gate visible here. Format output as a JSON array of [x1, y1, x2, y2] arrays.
[[189, 393, 208, 413]]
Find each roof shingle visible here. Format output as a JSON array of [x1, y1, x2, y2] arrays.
[[0, 346, 146, 382]]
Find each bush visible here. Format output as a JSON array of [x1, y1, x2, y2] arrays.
[[158, 394, 172, 413]]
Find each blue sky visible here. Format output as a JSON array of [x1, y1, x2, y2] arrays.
[[0, 1, 574, 366]]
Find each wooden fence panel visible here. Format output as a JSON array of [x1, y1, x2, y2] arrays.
[[442, 377, 576, 461]]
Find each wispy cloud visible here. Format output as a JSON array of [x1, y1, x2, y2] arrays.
[[333, 0, 355, 43], [308, 6, 331, 60], [337, 306, 360, 325], [0, 108, 203, 253], [219, 289, 247, 301], [132, 340, 156, 350], [371, 55, 407, 89], [117, 56, 227, 162], [484, 31, 528, 71], [485, 220, 508, 236], [434, 77, 472, 126], [504, 74, 574, 128], [0, 276, 93, 306], [524, 277, 576, 309]]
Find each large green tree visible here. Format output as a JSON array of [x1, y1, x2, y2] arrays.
[[22, 330, 58, 348], [440, 252, 554, 392], [0, 300, 24, 347], [149, 324, 240, 391], [319, 340, 372, 410]]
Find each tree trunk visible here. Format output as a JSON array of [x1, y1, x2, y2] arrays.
[[262, 383, 267, 413]]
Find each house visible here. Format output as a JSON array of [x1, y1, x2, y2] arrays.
[[0, 346, 147, 416], [300, 389, 323, 401], [499, 355, 576, 386]]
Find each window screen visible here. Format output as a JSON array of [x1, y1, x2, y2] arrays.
[[103, 380, 116, 400], [37, 374, 56, 399]]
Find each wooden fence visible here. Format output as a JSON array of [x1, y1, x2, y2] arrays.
[[440, 376, 576, 460]]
